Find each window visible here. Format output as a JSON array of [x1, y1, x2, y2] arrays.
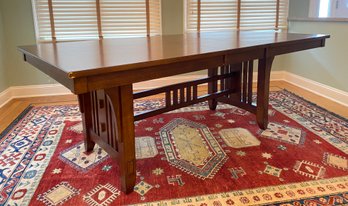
[[186, 0, 289, 32], [309, 0, 348, 18], [32, 0, 161, 42]]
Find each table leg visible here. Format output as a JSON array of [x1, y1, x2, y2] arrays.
[[256, 57, 274, 129], [208, 68, 218, 110], [78, 93, 96, 152], [105, 85, 136, 194]]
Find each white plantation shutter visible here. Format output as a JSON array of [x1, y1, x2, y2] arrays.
[[32, 0, 162, 42], [240, 0, 288, 30], [186, 0, 288, 32], [149, 0, 161, 35], [101, 0, 146, 37], [186, 0, 239, 32]]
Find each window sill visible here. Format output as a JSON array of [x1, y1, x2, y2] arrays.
[[288, 17, 348, 22]]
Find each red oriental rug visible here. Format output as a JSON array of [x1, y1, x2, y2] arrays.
[[0, 90, 347, 206]]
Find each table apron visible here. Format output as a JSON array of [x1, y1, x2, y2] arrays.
[[78, 49, 266, 94]]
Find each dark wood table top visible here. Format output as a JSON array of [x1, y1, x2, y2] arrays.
[[19, 31, 329, 79]]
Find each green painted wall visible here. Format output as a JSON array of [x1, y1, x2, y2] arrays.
[[283, 0, 348, 92], [283, 20, 348, 92], [0, 0, 54, 91], [288, 0, 309, 18], [162, 0, 184, 35], [0, 9, 7, 92]]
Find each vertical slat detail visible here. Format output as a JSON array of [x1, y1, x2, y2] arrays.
[[110, 103, 118, 151], [208, 68, 218, 110], [173, 89, 178, 105], [229, 63, 242, 101], [105, 94, 116, 150], [242, 61, 248, 103], [220, 66, 226, 91], [180, 88, 185, 103], [248, 60, 254, 104], [187, 86, 191, 101], [165, 91, 171, 107], [91, 92, 97, 133], [105, 94, 111, 146], [225, 65, 232, 94], [193, 85, 198, 100], [94, 91, 100, 135]]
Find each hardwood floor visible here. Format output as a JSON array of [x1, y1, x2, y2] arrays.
[[0, 95, 77, 133], [0, 81, 347, 134]]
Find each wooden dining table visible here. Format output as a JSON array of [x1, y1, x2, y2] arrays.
[[18, 30, 329, 193]]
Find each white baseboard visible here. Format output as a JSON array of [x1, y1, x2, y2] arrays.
[[0, 71, 347, 108], [281, 71, 348, 107], [0, 84, 72, 108], [0, 89, 12, 109]]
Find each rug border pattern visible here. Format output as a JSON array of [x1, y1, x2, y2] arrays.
[[132, 176, 348, 206]]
